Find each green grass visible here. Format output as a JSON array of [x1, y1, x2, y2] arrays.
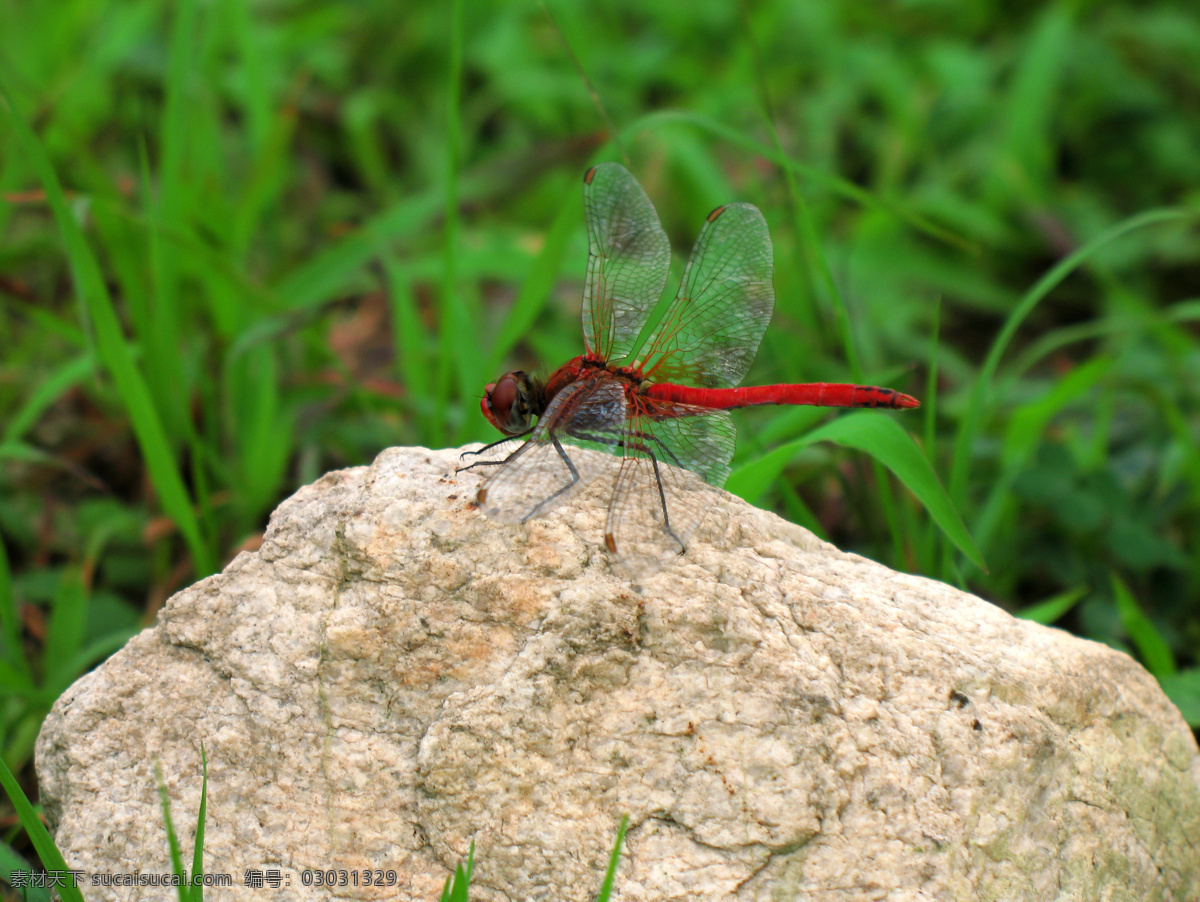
[[155, 744, 208, 902], [1, 751, 83, 902], [2, 0, 1199, 886]]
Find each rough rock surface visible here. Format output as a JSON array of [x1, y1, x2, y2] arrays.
[[36, 445, 1200, 901]]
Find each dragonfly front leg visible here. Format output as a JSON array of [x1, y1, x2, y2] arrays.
[[456, 430, 533, 472]]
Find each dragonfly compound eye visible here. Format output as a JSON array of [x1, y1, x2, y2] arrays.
[[486, 372, 530, 435]]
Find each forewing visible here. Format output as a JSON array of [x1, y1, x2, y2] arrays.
[[641, 202, 774, 388], [475, 377, 626, 524], [582, 163, 671, 361], [603, 402, 737, 572]]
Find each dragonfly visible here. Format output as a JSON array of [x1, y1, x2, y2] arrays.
[[459, 162, 918, 569]]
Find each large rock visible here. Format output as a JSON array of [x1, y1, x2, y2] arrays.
[[36, 445, 1200, 901]]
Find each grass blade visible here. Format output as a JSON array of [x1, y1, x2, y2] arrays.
[[271, 191, 443, 313], [0, 530, 31, 688], [1014, 586, 1086, 625], [43, 569, 88, 697], [0, 841, 52, 902], [1, 354, 94, 445], [385, 258, 433, 416], [433, 0, 468, 447], [727, 412, 984, 570], [622, 109, 977, 254], [948, 207, 1195, 508], [919, 297, 943, 575], [1112, 573, 1176, 678], [1157, 670, 1200, 727], [594, 815, 629, 902], [487, 171, 580, 373], [155, 759, 189, 902], [439, 841, 474, 902], [0, 79, 215, 576], [968, 357, 1115, 561], [143, 0, 200, 447], [990, 6, 1073, 202], [0, 755, 86, 902], [187, 744, 208, 902]]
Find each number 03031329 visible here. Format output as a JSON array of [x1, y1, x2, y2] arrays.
[[300, 868, 399, 887]]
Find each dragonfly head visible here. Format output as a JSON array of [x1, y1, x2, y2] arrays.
[[481, 371, 538, 436]]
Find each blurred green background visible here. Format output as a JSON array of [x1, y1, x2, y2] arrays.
[[2, 0, 1198, 850]]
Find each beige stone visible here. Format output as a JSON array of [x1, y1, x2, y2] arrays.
[[36, 445, 1200, 901]]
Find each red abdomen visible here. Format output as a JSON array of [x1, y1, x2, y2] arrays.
[[645, 382, 920, 410]]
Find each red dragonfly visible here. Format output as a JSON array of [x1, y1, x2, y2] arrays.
[[460, 163, 918, 568]]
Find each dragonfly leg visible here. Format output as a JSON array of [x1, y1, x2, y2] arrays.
[[622, 430, 696, 550], [458, 457, 510, 472], [563, 426, 623, 450], [628, 429, 686, 471], [646, 451, 686, 553], [569, 429, 687, 555], [456, 430, 533, 472], [520, 434, 583, 522]]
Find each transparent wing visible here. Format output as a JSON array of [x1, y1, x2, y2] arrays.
[[475, 377, 626, 523], [641, 202, 774, 388], [582, 163, 671, 362], [603, 401, 737, 571]]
